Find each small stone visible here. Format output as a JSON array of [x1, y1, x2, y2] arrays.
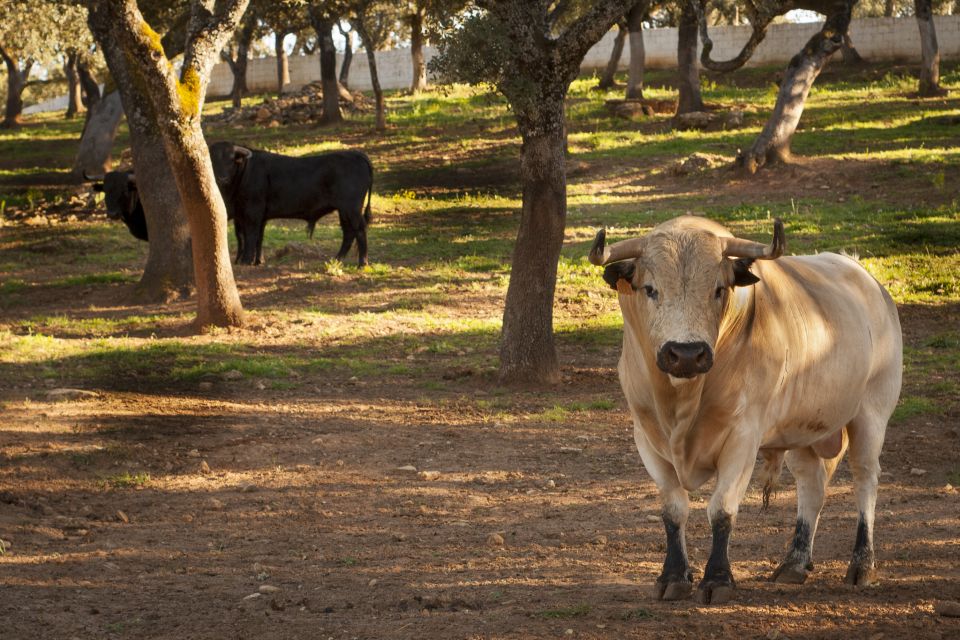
[[116, 510, 129, 524], [258, 585, 281, 594], [182, 514, 194, 523], [910, 468, 927, 476], [934, 600, 960, 617], [368, 578, 378, 587], [243, 592, 262, 601], [200, 460, 211, 475], [646, 514, 661, 523], [239, 483, 258, 493], [593, 535, 608, 546], [559, 447, 583, 454], [565, 629, 574, 636], [256, 381, 266, 390], [222, 369, 243, 381], [198, 382, 214, 391], [206, 498, 224, 510], [486, 533, 504, 547], [187, 449, 201, 458], [418, 470, 441, 481], [941, 484, 956, 494], [396, 465, 418, 473], [545, 480, 556, 489], [393, 533, 406, 542]]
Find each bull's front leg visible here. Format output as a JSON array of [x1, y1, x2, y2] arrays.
[[634, 429, 693, 600], [698, 430, 760, 605]]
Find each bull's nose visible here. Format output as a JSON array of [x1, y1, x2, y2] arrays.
[[656, 341, 713, 378]]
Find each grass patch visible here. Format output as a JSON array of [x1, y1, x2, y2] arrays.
[[105, 472, 151, 489], [891, 396, 939, 424], [539, 604, 592, 619]]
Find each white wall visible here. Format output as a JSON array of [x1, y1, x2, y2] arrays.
[[206, 16, 959, 97]]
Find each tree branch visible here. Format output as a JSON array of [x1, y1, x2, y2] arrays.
[[557, 0, 636, 65]]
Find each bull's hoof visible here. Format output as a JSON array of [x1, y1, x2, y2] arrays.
[[652, 577, 693, 601], [695, 579, 735, 605], [771, 560, 813, 584], [844, 562, 877, 587]]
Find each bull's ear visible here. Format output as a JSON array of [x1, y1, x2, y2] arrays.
[[733, 258, 760, 287], [92, 183, 104, 192], [603, 261, 636, 294]]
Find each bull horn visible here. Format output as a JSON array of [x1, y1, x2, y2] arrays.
[[234, 145, 252, 160], [588, 228, 646, 266], [721, 218, 785, 259], [127, 173, 136, 185], [82, 171, 105, 181]]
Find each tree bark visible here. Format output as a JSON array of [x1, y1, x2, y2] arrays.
[[275, 30, 290, 94], [499, 118, 567, 385], [93, 0, 247, 329], [356, 27, 385, 132], [915, 0, 944, 96], [310, 10, 343, 124], [224, 16, 255, 108], [0, 47, 30, 128], [77, 56, 101, 113], [840, 31, 863, 64], [739, 10, 849, 173], [625, 3, 645, 99], [676, 0, 703, 114], [87, 17, 194, 302], [597, 21, 626, 90], [337, 23, 353, 88], [884, 0, 894, 16], [74, 92, 122, 178], [64, 52, 85, 119], [409, 9, 428, 93]]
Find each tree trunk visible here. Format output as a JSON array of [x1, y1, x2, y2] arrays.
[[840, 31, 863, 64], [676, 0, 703, 115], [309, 11, 342, 124], [357, 24, 386, 132], [88, 0, 246, 328], [338, 24, 353, 88], [739, 11, 848, 173], [597, 21, 626, 90], [410, 10, 428, 93], [626, 3, 645, 99], [884, 0, 894, 17], [87, 11, 193, 302], [0, 48, 29, 128], [64, 52, 85, 119], [73, 91, 123, 178], [275, 30, 290, 95], [226, 16, 255, 108], [164, 127, 244, 328], [915, 0, 944, 96], [499, 120, 567, 385], [77, 56, 101, 113]]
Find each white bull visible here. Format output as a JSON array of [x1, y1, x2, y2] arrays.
[[589, 215, 902, 604]]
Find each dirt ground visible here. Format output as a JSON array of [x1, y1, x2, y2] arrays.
[[2, 297, 958, 640]]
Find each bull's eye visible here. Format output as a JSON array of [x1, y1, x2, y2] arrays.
[[715, 286, 725, 299], [643, 285, 658, 301]]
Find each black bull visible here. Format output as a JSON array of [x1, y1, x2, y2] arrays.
[[89, 171, 149, 242], [88, 144, 374, 266], [208, 141, 374, 267]]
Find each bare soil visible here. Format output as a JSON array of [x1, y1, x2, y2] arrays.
[[1, 306, 958, 640]]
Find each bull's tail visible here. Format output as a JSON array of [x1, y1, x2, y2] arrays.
[[363, 155, 374, 225], [759, 449, 785, 511], [307, 220, 317, 239]]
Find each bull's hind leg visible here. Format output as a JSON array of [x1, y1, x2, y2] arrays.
[[334, 214, 356, 263], [634, 430, 693, 601], [771, 440, 846, 584], [844, 408, 889, 586], [354, 220, 369, 267]]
